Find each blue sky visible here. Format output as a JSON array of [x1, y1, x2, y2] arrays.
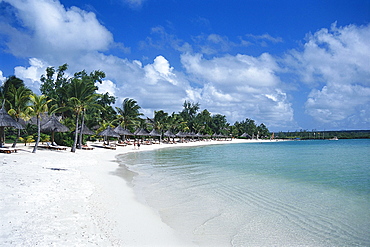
[[0, 0, 369, 131]]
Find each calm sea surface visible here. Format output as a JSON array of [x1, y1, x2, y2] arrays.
[[117, 139, 370, 246]]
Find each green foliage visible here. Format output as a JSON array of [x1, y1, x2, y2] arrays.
[[115, 98, 143, 132], [232, 118, 262, 137], [277, 130, 370, 139], [179, 101, 200, 132], [19, 135, 35, 146], [54, 132, 74, 147], [40, 64, 69, 111], [0, 66, 278, 150], [28, 94, 52, 153], [40, 133, 50, 143], [0, 76, 27, 108]]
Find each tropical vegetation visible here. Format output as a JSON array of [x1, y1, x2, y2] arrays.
[[0, 64, 272, 151]]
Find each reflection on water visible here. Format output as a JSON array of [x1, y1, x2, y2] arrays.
[[116, 140, 370, 246]]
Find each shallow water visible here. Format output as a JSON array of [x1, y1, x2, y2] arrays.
[[117, 140, 370, 246]]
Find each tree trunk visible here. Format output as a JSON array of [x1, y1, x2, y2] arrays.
[[78, 112, 85, 149], [12, 128, 20, 148], [71, 113, 79, 152], [0, 127, 4, 148], [32, 116, 40, 153]]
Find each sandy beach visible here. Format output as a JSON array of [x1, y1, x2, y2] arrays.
[[0, 139, 276, 246]]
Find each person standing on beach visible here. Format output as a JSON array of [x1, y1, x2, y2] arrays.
[[137, 141, 140, 149]]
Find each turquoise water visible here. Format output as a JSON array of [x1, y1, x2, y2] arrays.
[[117, 140, 370, 246]]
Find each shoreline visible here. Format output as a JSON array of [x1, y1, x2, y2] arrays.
[[0, 139, 280, 246]]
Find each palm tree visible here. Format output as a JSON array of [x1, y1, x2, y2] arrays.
[[180, 101, 200, 132], [7, 85, 32, 147], [167, 113, 187, 133], [0, 76, 25, 102], [152, 110, 168, 131], [27, 94, 52, 153], [115, 98, 143, 132], [65, 78, 100, 152]]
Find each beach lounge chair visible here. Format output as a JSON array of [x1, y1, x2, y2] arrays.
[[103, 143, 116, 150], [81, 145, 94, 150], [0, 147, 17, 154], [116, 142, 127, 147], [39, 142, 67, 151]]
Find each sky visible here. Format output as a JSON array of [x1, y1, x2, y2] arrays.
[[0, 0, 369, 131]]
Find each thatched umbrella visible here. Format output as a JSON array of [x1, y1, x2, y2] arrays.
[[175, 131, 187, 137], [78, 124, 95, 135], [134, 128, 150, 143], [149, 129, 161, 137], [76, 124, 95, 149], [195, 132, 203, 140], [114, 125, 133, 135], [164, 130, 175, 138], [149, 129, 162, 143], [41, 115, 69, 145], [163, 130, 176, 143], [98, 126, 119, 144], [240, 132, 251, 139], [203, 134, 211, 139], [176, 131, 188, 142], [114, 125, 133, 141], [134, 128, 150, 136], [0, 107, 24, 147]]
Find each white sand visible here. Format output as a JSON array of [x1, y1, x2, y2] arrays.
[[0, 139, 277, 246]]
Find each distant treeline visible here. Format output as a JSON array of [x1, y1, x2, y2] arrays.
[[275, 130, 370, 140]]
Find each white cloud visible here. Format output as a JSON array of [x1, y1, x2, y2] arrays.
[[181, 52, 281, 89], [1, 0, 114, 61], [144, 55, 177, 85], [70, 52, 190, 115], [4, 0, 368, 130], [287, 23, 370, 128], [14, 58, 48, 93], [305, 84, 370, 125], [288, 23, 370, 86], [121, 0, 145, 9], [245, 33, 283, 44], [181, 53, 295, 128], [0, 70, 6, 84], [97, 79, 118, 96]]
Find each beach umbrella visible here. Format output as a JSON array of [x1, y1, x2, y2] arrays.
[[203, 134, 211, 139], [240, 133, 251, 139], [189, 132, 196, 139], [176, 131, 188, 142], [114, 125, 134, 136], [175, 131, 184, 137], [149, 129, 162, 143], [114, 125, 134, 141], [27, 112, 51, 126], [78, 124, 95, 135], [98, 126, 120, 137], [149, 129, 161, 137], [164, 130, 176, 138], [76, 124, 95, 149], [134, 128, 150, 136], [195, 132, 203, 137], [134, 128, 150, 143], [213, 133, 223, 139], [0, 107, 25, 147], [164, 130, 176, 142], [98, 126, 120, 144], [41, 115, 69, 145], [195, 132, 204, 140], [0, 107, 24, 129]]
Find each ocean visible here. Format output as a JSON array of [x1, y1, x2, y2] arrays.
[[116, 139, 370, 246]]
